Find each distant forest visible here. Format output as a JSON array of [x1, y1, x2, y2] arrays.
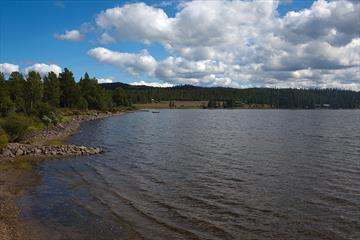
[[102, 82, 360, 109], [1, 68, 359, 117]]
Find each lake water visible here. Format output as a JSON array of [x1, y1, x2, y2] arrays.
[[20, 110, 360, 240]]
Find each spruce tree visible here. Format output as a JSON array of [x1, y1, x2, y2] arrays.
[[25, 71, 43, 113], [43, 71, 61, 107]]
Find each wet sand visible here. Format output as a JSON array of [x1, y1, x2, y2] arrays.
[[0, 163, 46, 240]]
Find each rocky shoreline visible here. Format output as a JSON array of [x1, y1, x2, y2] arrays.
[[0, 111, 125, 163], [0, 143, 103, 160]]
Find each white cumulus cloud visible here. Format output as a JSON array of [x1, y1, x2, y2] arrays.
[[54, 30, 84, 41], [131, 80, 174, 88], [88, 47, 157, 75], [24, 63, 62, 77], [99, 32, 116, 44], [0, 63, 20, 74], [97, 78, 114, 83], [88, 0, 360, 89], [96, 3, 172, 44]]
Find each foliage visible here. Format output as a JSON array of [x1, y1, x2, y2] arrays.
[[77, 97, 89, 111], [0, 126, 8, 148], [43, 71, 61, 107], [0, 114, 32, 141], [35, 102, 63, 125], [0, 73, 15, 116], [0, 97, 15, 117], [102, 84, 360, 109], [59, 68, 80, 108], [0, 68, 137, 143], [25, 71, 43, 113], [0, 72, 8, 99], [26, 115, 46, 132], [7, 71, 26, 111], [113, 87, 130, 106]]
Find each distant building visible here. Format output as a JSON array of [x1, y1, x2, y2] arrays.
[[315, 103, 331, 108]]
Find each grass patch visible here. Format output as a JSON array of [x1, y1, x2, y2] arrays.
[[46, 138, 65, 146], [14, 161, 33, 169]]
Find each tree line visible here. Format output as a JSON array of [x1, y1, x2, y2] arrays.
[[0, 68, 131, 118], [0, 68, 132, 145], [1, 68, 359, 116], [102, 83, 360, 109]]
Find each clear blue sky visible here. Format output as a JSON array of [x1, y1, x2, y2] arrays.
[[3, 0, 357, 90]]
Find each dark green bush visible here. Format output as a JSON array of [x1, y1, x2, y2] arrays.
[[0, 126, 8, 148], [0, 97, 15, 117], [0, 114, 31, 141], [35, 102, 54, 118], [34, 102, 63, 125], [76, 97, 88, 111]]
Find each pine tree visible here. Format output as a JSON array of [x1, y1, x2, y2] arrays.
[[59, 68, 80, 108], [25, 71, 43, 113], [43, 71, 61, 107], [7, 71, 26, 112], [79, 73, 103, 109], [0, 73, 14, 116], [112, 87, 129, 106]]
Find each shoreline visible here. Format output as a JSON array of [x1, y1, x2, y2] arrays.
[[0, 111, 127, 164], [0, 111, 128, 240]]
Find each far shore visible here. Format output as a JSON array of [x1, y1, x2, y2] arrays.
[[134, 101, 360, 110]]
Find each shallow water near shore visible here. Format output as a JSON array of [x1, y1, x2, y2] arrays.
[[19, 109, 360, 239]]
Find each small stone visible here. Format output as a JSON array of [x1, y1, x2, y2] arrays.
[[35, 149, 42, 154], [15, 149, 24, 156]]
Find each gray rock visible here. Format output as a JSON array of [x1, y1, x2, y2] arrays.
[[2, 149, 14, 157], [15, 149, 24, 156], [35, 149, 42, 154]]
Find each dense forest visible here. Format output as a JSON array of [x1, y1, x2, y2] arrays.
[[1, 68, 359, 118], [0, 69, 131, 117], [102, 83, 360, 109], [0, 69, 131, 146]]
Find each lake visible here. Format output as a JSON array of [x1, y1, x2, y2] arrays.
[[20, 110, 360, 240]]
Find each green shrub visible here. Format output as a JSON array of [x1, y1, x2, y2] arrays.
[[0, 97, 15, 117], [41, 115, 52, 125], [49, 111, 63, 124], [0, 126, 8, 148], [33, 102, 63, 125], [14, 98, 26, 113], [35, 102, 54, 117], [27, 116, 45, 132], [0, 114, 31, 142], [77, 97, 88, 111], [40, 111, 63, 125]]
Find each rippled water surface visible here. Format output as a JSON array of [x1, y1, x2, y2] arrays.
[[21, 110, 360, 240]]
